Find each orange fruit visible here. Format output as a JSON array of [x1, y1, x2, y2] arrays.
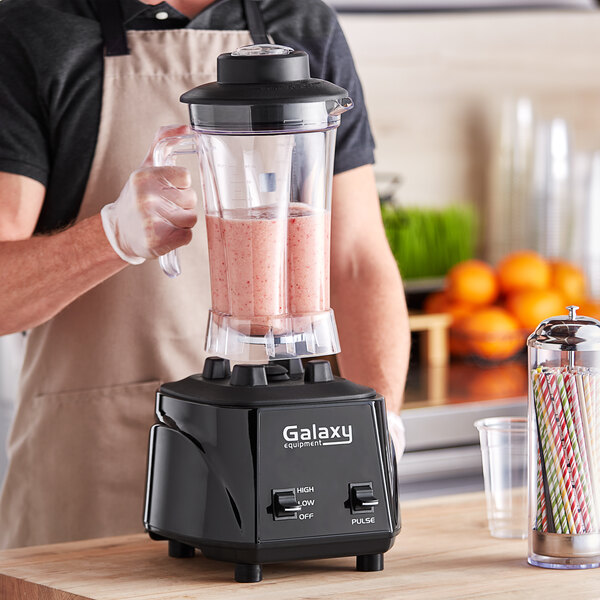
[[448, 302, 479, 357], [446, 260, 499, 306], [454, 306, 523, 361], [424, 291, 474, 325], [550, 260, 586, 305], [578, 299, 600, 321], [423, 291, 450, 314], [497, 250, 550, 295], [447, 302, 474, 327], [506, 289, 565, 331]]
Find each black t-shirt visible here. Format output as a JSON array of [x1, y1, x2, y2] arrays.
[[0, 0, 375, 234]]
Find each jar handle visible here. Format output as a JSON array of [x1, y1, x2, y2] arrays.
[[152, 134, 198, 278]]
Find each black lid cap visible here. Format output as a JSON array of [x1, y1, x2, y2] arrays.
[[217, 47, 310, 85], [180, 44, 353, 133]]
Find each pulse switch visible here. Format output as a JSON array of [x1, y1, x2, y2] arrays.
[[349, 482, 379, 514]]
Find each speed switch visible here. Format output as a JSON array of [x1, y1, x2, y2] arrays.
[[272, 488, 301, 520]]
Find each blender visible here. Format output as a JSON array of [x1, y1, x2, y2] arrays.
[[143, 44, 400, 583]]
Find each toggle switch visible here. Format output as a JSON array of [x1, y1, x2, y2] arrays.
[[272, 488, 302, 520], [349, 482, 379, 514]]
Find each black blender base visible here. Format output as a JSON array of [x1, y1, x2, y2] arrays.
[[356, 553, 384, 572], [235, 563, 263, 583], [168, 540, 195, 558]]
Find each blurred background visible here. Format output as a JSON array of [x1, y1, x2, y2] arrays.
[[333, 0, 600, 499], [2, 0, 600, 499]]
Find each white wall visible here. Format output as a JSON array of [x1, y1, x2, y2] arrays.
[[338, 11, 600, 212]]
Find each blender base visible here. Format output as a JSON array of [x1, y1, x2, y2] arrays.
[[144, 358, 400, 584]]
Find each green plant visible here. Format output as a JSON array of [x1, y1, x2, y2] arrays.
[[381, 203, 476, 280]]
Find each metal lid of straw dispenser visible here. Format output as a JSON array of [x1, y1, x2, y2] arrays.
[[528, 305, 600, 352], [527, 305, 600, 570]]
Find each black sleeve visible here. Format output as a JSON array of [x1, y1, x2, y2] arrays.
[[318, 20, 376, 175], [0, 22, 49, 186], [266, 0, 376, 175]]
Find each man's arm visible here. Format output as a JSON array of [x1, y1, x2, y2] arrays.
[[330, 165, 410, 413], [0, 153, 197, 335], [0, 172, 127, 335]]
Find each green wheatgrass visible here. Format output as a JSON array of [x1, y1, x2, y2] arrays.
[[380, 203, 475, 280]]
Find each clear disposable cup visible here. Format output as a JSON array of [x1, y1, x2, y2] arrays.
[[475, 417, 528, 539]]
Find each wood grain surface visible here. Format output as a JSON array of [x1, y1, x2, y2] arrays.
[[0, 492, 599, 599]]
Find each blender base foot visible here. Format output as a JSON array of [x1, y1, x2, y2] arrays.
[[168, 540, 195, 558], [234, 563, 262, 583], [356, 553, 384, 572]]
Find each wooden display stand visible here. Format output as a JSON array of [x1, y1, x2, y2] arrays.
[[408, 312, 451, 367]]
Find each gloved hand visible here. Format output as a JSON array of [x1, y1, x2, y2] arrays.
[[101, 125, 198, 265], [387, 410, 406, 463]]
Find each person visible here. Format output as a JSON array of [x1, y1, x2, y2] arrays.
[[0, 0, 410, 548]]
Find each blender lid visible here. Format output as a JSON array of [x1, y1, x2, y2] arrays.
[[180, 44, 353, 132], [528, 305, 600, 351]]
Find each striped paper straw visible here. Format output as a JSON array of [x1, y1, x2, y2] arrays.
[[589, 370, 600, 510], [554, 371, 586, 532], [541, 372, 579, 532], [591, 372, 599, 494], [536, 449, 547, 532], [581, 370, 599, 527], [563, 371, 595, 531], [533, 373, 569, 533]]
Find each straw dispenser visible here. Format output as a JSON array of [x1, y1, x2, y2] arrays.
[[528, 306, 600, 568]]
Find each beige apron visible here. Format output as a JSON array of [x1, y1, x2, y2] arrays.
[[0, 26, 253, 548]]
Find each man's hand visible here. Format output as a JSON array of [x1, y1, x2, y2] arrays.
[[387, 411, 406, 462], [101, 126, 198, 264]]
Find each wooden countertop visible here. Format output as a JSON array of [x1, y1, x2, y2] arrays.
[[1, 492, 599, 599]]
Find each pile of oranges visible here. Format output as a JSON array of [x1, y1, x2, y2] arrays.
[[424, 251, 596, 362]]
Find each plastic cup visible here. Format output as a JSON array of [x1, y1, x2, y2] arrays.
[[474, 417, 528, 539]]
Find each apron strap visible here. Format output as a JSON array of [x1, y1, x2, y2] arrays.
[[95, 0, 268, 56], [94, 0, 130, 56], [242, 0, 270, 45]]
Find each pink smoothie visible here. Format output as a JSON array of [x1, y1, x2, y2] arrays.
[[287, 203, 330, 314], [205, 203, 330, 318]]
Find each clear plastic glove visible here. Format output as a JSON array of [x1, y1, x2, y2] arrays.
[[101, 125, 198, 265], [387, 410, 406, 464]]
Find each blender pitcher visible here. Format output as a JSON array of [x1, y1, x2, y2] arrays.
[[152, 44, 353, 361]]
